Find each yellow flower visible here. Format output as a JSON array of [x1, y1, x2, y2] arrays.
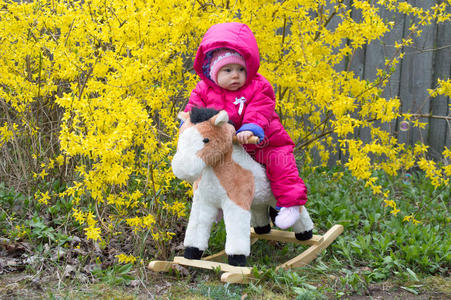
[[384, 199, 396, 209], [163, 201, 187, 218], [384, 199, 400, 216], [86, 212, 97, 227], [442, 147, 451, 159], [403, 215, 413, 222], [33, 169, 48, 180], [142, 214, 156, 229], [84, 226, 101, 241], [37, 191, 51, 205], [390, 207, 400, 216], [403, 214, 422, 224], [402, 215, 421, 225], [55, 155, 65, 166], [72, 208, 85, 225], [116, 253, 137, 264]]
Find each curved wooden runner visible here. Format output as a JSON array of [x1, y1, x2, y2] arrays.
[[148, 224, 344, 284]]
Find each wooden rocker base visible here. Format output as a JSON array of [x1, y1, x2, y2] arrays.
[[148, 224, 343, 284]]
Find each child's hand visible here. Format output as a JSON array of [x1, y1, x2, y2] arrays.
[[236, 130, 254, 144]]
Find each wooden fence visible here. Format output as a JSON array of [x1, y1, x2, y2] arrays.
[[336, 1, 451, 161]]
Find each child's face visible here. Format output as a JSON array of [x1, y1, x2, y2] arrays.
[[216, 64, 246, 91]]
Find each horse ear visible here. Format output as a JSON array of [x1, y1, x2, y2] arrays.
[[177, 111, 190, 122], [213, 110, 229, 126]]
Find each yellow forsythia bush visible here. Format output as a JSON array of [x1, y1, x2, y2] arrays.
[[0, 0, 450, 259]]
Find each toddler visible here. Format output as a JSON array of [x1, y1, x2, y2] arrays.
[[184, 22, 313, 239]]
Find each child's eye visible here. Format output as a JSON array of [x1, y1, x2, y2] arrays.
[[239, 67, 245, 72]]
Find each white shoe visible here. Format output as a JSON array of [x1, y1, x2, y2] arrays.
[[275, 206, 301, 229]]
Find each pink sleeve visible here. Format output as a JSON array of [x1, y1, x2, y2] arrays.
[[241, 80, 276, 131], [184, 82, 206, 112]]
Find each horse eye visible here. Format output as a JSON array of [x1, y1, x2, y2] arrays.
[[202, 138, 210, 144]]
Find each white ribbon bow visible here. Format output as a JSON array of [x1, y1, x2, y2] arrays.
[[233, 97, 246, 115]]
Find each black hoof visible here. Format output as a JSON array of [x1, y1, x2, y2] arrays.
[[269, 206, 279, 224], [228, 254, 246, 266], [254, 224, 271, 234], [184, 246, 203, 260], [295, 230, 313, 241]]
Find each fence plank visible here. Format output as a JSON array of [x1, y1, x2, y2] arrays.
[[397, 0, 436, 148], [363, 5, 406, 144], [429, 14, 451, 159], [347, 4, 371, 144]]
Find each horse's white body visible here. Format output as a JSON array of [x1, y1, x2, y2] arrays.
[[172, 109, 312, 258]]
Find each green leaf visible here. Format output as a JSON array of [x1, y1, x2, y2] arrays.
[[400, 286, 419, 295], [406, 268, 419, 282]]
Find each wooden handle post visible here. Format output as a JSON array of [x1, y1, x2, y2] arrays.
[[232, 135, 260, 144]]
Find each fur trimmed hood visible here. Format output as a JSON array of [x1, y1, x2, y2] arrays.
[[193, 22, 260, 88]]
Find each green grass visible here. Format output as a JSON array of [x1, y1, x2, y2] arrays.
[[307, 168, 450, 277], [201, 167, 450, 298], [1, 167, 450, 299]]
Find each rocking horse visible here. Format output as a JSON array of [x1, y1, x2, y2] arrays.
[[148, 107, 343, 283]]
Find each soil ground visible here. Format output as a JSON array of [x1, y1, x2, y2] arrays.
[[1, 270, 450, 299]]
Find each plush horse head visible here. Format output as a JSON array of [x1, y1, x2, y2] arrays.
[[172, 107, 236, 182]]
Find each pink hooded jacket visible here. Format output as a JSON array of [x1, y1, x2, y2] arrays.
[[185, 23, 308, 207], [185, 22, 293, 147]]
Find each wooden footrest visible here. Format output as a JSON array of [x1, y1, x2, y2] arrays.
[[173, 256, 251, 275], [148, 257, 252, 284], [251, 228, 324, 245]]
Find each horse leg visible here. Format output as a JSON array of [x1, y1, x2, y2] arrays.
[[222, 200, 251, 266], [292, 206, 314, 241], [183, 196, 218, 259], [251, 204, 271, 234]]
